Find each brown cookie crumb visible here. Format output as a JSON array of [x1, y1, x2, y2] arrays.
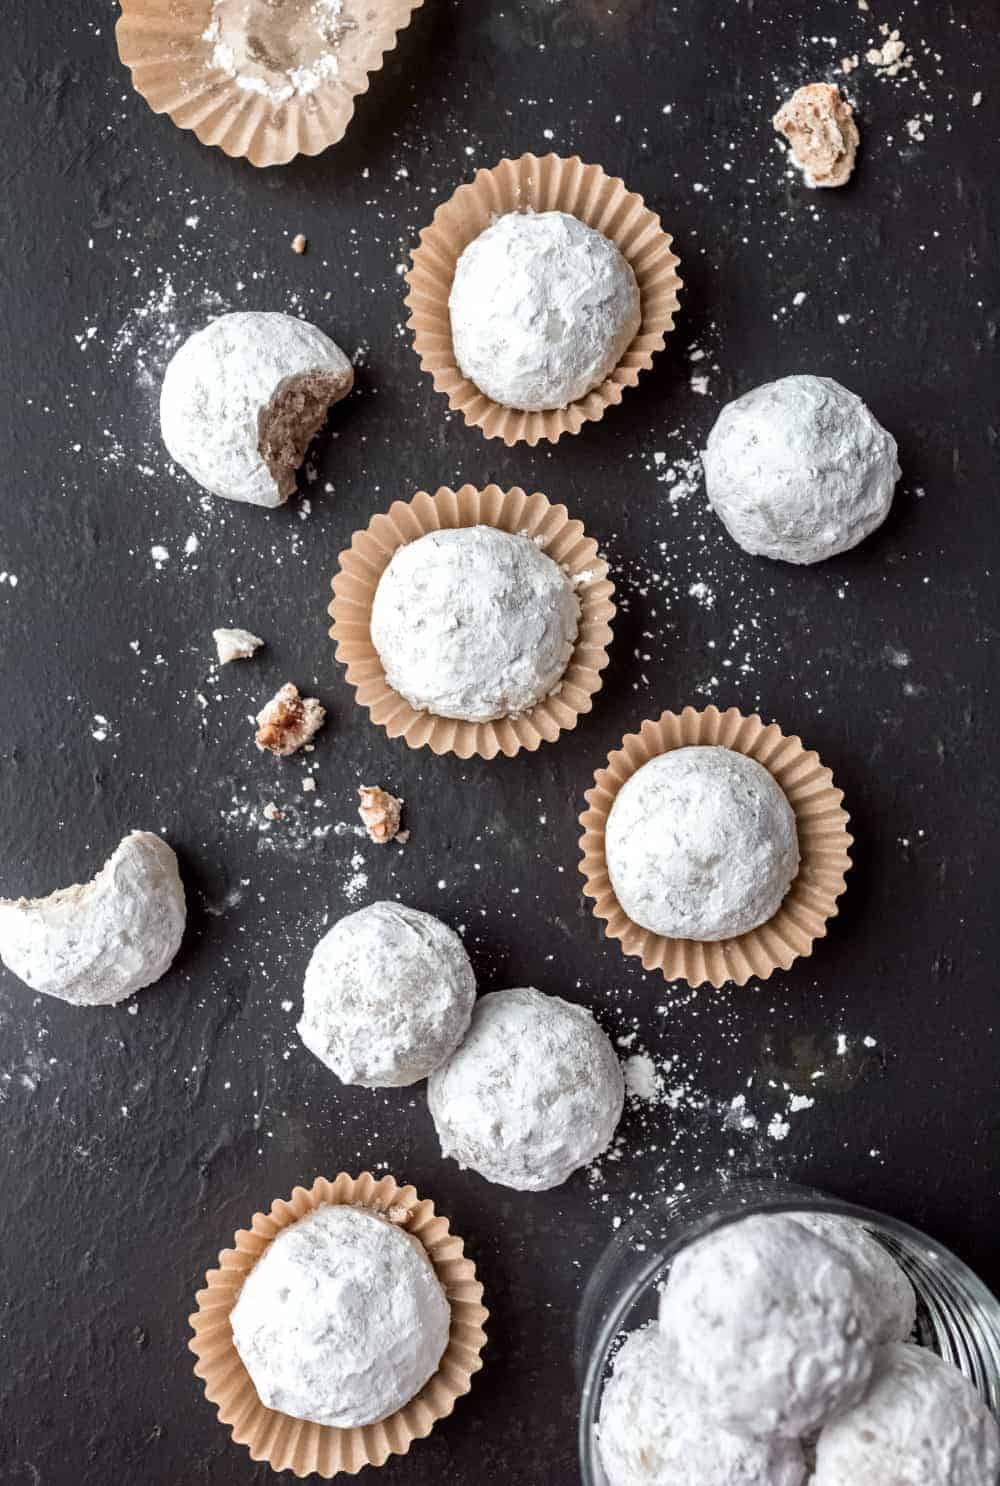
[[291, 233, 307, 254], [358, 785, 403, 844], [255, 683, 326, 757], [773, 83, 859, 189]]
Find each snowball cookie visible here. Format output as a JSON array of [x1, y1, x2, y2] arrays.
[[597, 1324, 808, 1486], [230, 1204, 451, 1428], [703, 374, 900, 564], [605, 746, 799, 942], [297, 902, 476, 1088], [659, 1213, 876, 1438], [427, 986, 624, 1191], [0, 831, 186, 1007], [814, 1343, 1000, 1486], [791, 1212, 917, 1345], [448, 210, 641, 411], [370, 526, 580, 723], [160, 311, 353, 507]]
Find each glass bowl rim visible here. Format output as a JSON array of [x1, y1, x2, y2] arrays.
[[577, 1178, 1000, 1486]]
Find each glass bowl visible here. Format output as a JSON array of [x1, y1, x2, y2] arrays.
[[576, 1176, 1000, 1485]]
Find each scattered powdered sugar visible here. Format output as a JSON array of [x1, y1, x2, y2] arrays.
[[108, 273, 228, 397], [652, 450, 702, 507], [623, 1052, 662, 1103], [342, 851, 368, 903]]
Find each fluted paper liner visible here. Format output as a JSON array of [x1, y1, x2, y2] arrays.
[[328, 484, 615, 760], [579, 706, 853, 987], [189, 1172, 488, 1477], [405, 153, 683, 446], [116, 0, 422, 167]]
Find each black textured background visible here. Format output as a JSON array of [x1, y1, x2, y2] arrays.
[[1, 2, 998, 1482]]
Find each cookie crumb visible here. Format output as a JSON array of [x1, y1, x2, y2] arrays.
[[302, 776, 317, 793], [866, 28, 912, 76], [773, 83, 859, 189], [262, 801, 284, 821], [255, 683, 326, 757], [213, 627, 264, 665], [291, 233, 307, 254], [358, 784, 403, 843]]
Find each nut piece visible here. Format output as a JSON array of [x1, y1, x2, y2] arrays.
[[255, 683, 325, 757], [0, 831, 186, 1007], [291, 233, 307, 254], [358, 785, 402, 844], [773, 83, 860, 188], [213, 627, 264, 665]]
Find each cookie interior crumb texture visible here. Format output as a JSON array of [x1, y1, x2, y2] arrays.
[[369, 526, 581, 723], [773, 83, 860, 189], [258, 368, 353, 498], [229, 1203, 451, 1429], [255, 682, 326, 755]]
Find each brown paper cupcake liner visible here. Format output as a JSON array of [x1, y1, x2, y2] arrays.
[[116, 0, 423, 167], [404, 152, 683, 446], [579, 706, 853, 988], [189, 1172, 488, 1478], [328, 484, 616, 760]]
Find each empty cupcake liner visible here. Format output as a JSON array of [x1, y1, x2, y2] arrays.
[[328, 484, 616, 760], [404, 152, 683, 446], [579, 706, 853, 987], [189, 1172, 488, 1477], [116, 0, 423, 167]]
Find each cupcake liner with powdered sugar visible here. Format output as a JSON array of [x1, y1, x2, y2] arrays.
[[189, 1172, 487, 1478], [579, 706, 853, 988], [115, 0, 423, 167], [328, 484, 616, 760], [405, 153, 682, 447]]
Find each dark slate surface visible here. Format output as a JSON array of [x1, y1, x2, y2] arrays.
[[1, 1, 998, 1482]]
